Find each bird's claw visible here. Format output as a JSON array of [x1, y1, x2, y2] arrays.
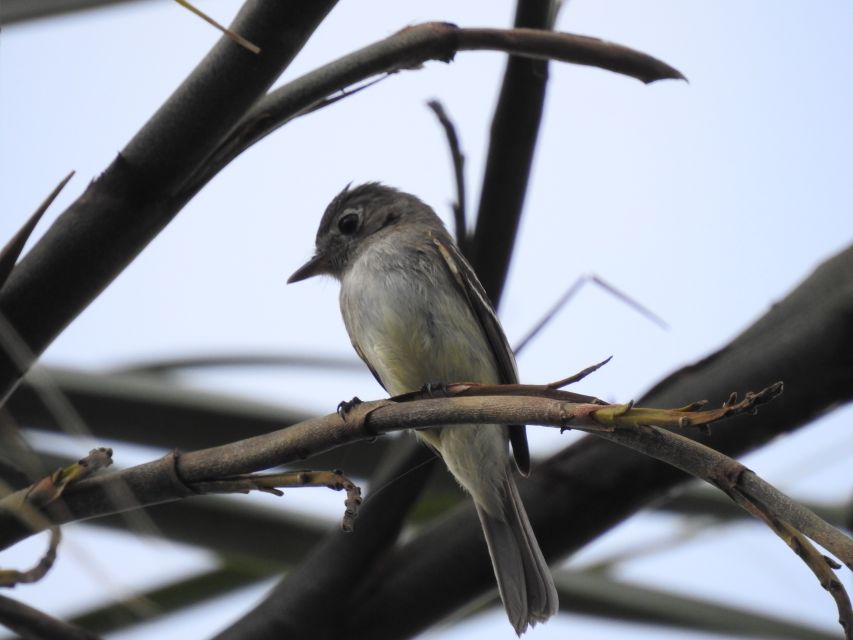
[[337, 397, 363, 420], [421, 381, 449, 397]]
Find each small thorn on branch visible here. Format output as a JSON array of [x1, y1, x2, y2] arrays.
[[547, 356, 612, 389], [173, 0, 261, 54], [675, 399, 709, 412]]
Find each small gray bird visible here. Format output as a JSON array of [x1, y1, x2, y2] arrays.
[[288, 183, 558, 634]]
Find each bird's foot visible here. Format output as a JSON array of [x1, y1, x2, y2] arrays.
[[420, 381, 450, 397], [337, 396, 362, 420]]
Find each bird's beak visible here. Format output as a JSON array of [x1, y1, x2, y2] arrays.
[[287, 252, 331, 284]]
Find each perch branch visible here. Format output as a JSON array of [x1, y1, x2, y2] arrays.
[[2, 381, 849, 634], [4, 381, 847, 564]]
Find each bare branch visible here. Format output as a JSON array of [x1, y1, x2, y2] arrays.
[[514, 273, 668, 354], [2, 379, 849, 635], [213, 439, 435, 640], [0, 593, 100, 640], [5, 381, 850, 572], [426, 100, 468, 250], [472, 0, 554, 305], [191, 469, 362, 532], [0, 528, 60, 588], [716, 473, 852, 636], [0, 0, 338, 405], [172, 0, 260, 54], [1, 0, 142, 25], [188, 23, 685, 198]]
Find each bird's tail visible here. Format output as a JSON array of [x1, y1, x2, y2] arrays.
[[475, 472, 558, 635]]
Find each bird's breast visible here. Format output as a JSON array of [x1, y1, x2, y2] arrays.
[[340, 246, 499, 396]]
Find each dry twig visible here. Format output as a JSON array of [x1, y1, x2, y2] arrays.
[[0, 528, 60, 588], [190, 469, 362, 532], [172, 0, 260, 54], [426, 100, 468, 250]]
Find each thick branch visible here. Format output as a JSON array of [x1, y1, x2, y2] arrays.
[[0, 0, 142, 25], [472, 0, 552, 304], [185, 23, 684, 198], [0, 0, 337, 404], [0, 594, 99, 640]]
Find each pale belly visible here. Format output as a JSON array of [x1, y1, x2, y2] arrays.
[[339, 245, 510, 516], [340, 260, 500, 395]]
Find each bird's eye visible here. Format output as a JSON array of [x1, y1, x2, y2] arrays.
[[337, 212, 360, 235]]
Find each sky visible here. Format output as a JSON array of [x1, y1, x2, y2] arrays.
[[1, 1, 852, 639]]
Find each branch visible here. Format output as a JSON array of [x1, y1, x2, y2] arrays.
[[190, 468, 362, 532], [9, 379, 841, 637], [0, 16, 681, 407], [6, 365, 312, 453], [514, 274, 668, 354], [185, 22, 685, 198], [472, 0, 553, 304], [0, 172, 74, 291], [0, 594, 100, 640], [0, 0, 142, 25], [172, 0, 260, 54], [426, 100, 468, 250], [213, 440, 435, 640], [0, 528, 60, 588], [5, 382, 850, 572], [0, 0, 337, 404]]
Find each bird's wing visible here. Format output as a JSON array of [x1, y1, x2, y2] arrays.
[[431, 234, 531, 475], [351, 339, 387, 392]]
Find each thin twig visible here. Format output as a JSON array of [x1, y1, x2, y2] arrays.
[[0, 527, 60, 587], [514, 273, 668, 354], [426, 100, 468, 250], [546, 356, 612, 389], [592, 275, 669, 329], [172, 0, 260, 54], [709, 460, 852, 637], [190, 469, 362, 532], [109, 352, 363, 375]]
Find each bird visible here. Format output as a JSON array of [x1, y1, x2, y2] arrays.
[[288, 182, 558, 634]]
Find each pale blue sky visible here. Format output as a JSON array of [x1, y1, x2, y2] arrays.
[[1, 1, 851, 638]]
